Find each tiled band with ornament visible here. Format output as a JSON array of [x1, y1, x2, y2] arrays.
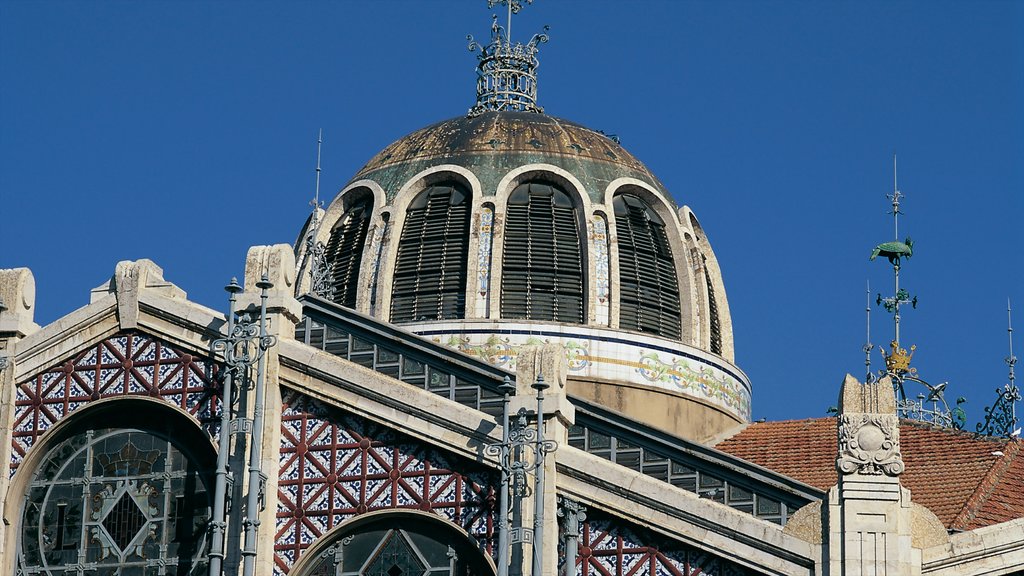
[[409, 322, 752, 422]]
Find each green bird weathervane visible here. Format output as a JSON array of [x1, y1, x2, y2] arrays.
[[869, 156, 962, 428]]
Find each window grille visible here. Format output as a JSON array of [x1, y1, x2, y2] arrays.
[[501, 182, 584, 323], [613, 193, 681, 339], [391, 183, 471, 322], [324, 196, 373, 308]]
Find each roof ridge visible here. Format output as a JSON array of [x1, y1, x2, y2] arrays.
[[950, 437, 1021, 530]]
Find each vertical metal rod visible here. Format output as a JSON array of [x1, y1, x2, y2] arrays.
[[209, 279, 241, 576], [1008, 299, 1017, 422], [241, 276, 274, 576], [864, 280, 873, 380], [532, 376, 547, 576], [496, 378, 512, 576]]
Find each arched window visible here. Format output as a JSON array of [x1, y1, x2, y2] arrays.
[[501, 181, 584, 323], [704, 256, 723, 355], [613, 193, 681, 339], [325, 193, 373, 309], [294, 512, 494, 576], [390, 182, 471, 322], [18, 421, 213, 575]]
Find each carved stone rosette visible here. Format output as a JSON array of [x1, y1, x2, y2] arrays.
[[836, 413, 904, 476]]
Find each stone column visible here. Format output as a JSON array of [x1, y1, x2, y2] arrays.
[[511, 344, 575, 576], [0, 268, 39, 568], [826, 374, 919, 576], [239, 245, 302, 576]]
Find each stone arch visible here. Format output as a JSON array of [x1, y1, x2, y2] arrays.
[[491, 164, 593, 323], [603, 178, 692, 343], [375, 165, 482, 322]]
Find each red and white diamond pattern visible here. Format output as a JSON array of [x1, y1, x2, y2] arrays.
[[11, 332, 218, 476], [578, 518, 750, 576], [275, 390, 496, 574]]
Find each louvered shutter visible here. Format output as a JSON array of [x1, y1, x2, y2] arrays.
[[324, 198, 372, 309], [390, 183, 471, 322], [613, 193, 682, 339], [501, 182, 584, 323], [704, 260, 723, 354]]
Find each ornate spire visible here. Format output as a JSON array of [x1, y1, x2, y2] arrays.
[[869, 157, 962, 428], [467, 0, 549, 117], [977, 300, 1021, 437]]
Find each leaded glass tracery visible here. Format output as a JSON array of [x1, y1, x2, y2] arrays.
[[294, 514, 493, 576], [18, 428, 212, 576]]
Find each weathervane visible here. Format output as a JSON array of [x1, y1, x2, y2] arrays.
[[869, 156, 961, 428], [977, 300, 1021, 437], [467, 0, 549, 116]]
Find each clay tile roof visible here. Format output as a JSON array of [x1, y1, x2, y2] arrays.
[[715, 417, 1024, 529]]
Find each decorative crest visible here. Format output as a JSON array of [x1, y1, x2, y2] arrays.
[[882, 340, 915, 376], [467, 1, 549, 116]]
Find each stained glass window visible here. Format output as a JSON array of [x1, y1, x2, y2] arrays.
[[18, 428, 212, 575], [296, 514, 492, 576]]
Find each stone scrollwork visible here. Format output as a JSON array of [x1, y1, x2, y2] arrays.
[[837, 413, 904, 476]]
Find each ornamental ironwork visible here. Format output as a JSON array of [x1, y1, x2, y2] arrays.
[[467, 1, 549, 116], [484, 375, 557, 576], [977, 301, 1020, 437]]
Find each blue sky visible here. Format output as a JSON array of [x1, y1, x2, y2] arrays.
[[2, 1, 1021, 425]]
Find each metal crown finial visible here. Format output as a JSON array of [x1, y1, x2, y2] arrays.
[[467, 0, 549, 117]]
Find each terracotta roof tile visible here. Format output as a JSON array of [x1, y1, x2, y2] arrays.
[[716, 417, 1023, 529]]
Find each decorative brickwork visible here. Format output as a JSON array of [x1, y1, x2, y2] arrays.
[[11, 332, 218, 475], [275, 390, 497, 574], [577, 514, 752, 575]]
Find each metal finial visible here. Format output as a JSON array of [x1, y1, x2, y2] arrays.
[[1008, 299, 1018, 423], [226, 277, 243, 294], [864, 280, 874, 382], [467, 1, 549, 116], [304, 130, 331, 298], [976, 300, 1022, 437], [499, 375, 516, 395], [256, 273, 274, 291], [532, 373, 549, 392]]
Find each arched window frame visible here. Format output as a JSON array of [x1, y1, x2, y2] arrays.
[[10, 398, 216, 576], [491, 165, 592, 324], [289, 510, 496, 576], [388, 180, 473, 323], [610, 191, 683, 339], [323, 189, 375, 309]]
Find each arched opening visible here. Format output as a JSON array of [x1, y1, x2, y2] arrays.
[[293, 511, 495, 576], [390, 181, 472, 323], [16, 401, 215, 575], [613, 192, 681, 339], [325, 190, 374, 309], [500, 181, 584, 323]]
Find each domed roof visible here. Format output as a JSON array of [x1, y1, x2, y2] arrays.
[[350, 111, 670, 205]]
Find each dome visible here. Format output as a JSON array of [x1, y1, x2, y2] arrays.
[[295, 110, 749, 443], [353, 112, 666, 203]]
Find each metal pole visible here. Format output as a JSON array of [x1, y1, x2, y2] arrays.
[[241, 275, 274, 576], [209, 278, 242, 576], [532, 375, 548, 576], [497, 377, 513, 576]]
